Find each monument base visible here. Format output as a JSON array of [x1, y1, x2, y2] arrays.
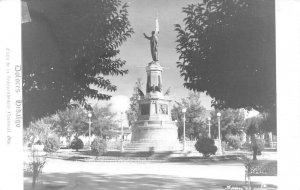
[[124, 120, 181, 152]]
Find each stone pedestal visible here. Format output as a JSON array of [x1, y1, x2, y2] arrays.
[[125, 61, 181, 151]]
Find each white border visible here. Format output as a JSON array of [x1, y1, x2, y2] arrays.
[[0, 0, 23, 190], [276, 0, 300, 189]]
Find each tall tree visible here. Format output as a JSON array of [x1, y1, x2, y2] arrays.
[[260, 109, 277, 135], [126, 78, 143, 127], [91, 105, 118, 139], [210, 109, 245, 140], [22, 0, 134, 126], [244, 113, 276, 136], [54, 107, 88, 142], [171, 92, 207, 140], [175, 0, 275, 118], [244, 115, 265, 160]]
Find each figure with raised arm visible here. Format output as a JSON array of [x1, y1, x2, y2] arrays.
[[144, 18, 159, 61]]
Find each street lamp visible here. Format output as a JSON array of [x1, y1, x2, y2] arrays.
[[120, 112, 124, 152], [207, 117, 211, 138], [217, 112, 222, 155], [182, 108, 187, 151], [88, 111, 92, 150]]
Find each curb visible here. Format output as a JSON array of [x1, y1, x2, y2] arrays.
[[45, 156, 168, 163], [45, 154, 245, 163]]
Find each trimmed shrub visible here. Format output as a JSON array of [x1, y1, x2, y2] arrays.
[[195, 137, 217, 157], [91, 137, 107, 156], [70, 137, 84, 151], [226, 134, 242, 150], [43, 136, 60, 153]]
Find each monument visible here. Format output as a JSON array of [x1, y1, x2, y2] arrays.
[[125, 19, 181, 151]]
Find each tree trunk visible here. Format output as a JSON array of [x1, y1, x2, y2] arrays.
[[32, 176, 36, 190], [251, 134, 258, 160], [253, 146, 257, 160]]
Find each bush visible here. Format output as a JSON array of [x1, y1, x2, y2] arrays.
[[195, 137, 217, 157], [43, 136, 60, 153], [91, 137, 107, 156], [226, 134, 242, 150], [70, 137, 84, 151], [221, 141, 228, 150]]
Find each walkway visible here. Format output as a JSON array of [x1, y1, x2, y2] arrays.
[[24, 157, 277, 190]]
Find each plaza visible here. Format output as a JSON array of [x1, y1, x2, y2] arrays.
[[24, 150, 277, 190], [17, 1, 280, 190]]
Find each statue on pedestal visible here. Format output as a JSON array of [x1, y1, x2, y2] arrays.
[[125, 17, 181, 151], [143, 18, 159, 61]]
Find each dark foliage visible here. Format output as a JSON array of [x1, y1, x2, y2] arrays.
[[22, 0, 134, 125], [194, 137, 217, 157], [175, 0, 275, 114], [244, 116, 263, 136], [54, 107, 88, 140], [70, 137, 84, 151]]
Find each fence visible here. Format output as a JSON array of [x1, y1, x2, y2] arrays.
[[267, 141, 277, 149]]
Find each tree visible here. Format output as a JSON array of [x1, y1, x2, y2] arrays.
[[210, 109, 245, 141], [54, 107, 88, 143], [22, 0, 134, 126], [175, 0, 275, 124], [260, 109, 277, 135], [126, 78, 143, 127], [91, 105, 118, 139], [244, 116, 265, 160], [23, 116, 57, 146], [244, 116, 263, 137], [171, 92, 207, 140]]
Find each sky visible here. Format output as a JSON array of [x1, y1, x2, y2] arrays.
[[89, 0, 213, 111]]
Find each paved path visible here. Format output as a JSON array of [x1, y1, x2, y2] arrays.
[[24, 157, 277, 190]]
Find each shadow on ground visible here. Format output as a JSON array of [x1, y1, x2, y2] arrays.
[[24, 172, 267, 190], [47, 150, 176, 161], [80, 150, 175, 159]]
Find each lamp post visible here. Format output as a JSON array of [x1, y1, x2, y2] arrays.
[[182, 108, 187, 151], [208, 117, 211, 138], [88, 111, 92, 150], [120, 112, 124, 152], [217, 112, 222, 155]]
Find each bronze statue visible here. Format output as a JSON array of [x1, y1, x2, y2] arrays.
[[144, 18, 159, 61], [144, 31, 159, 61]]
